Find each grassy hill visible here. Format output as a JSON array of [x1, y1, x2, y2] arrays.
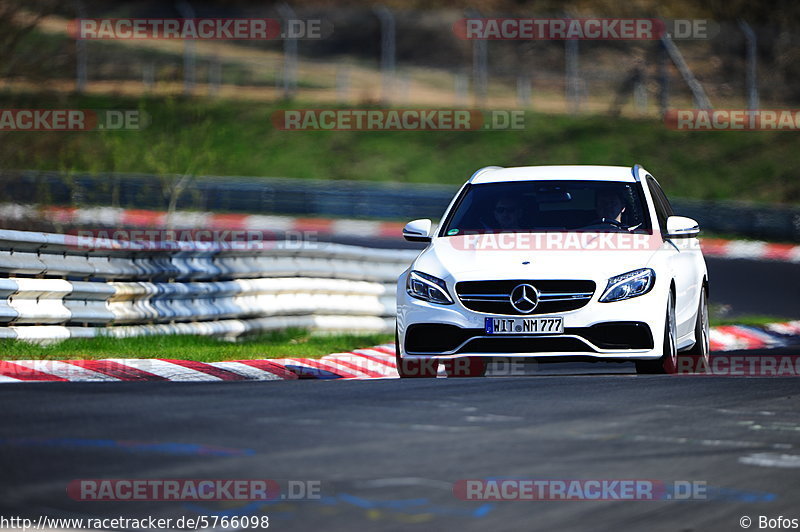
[[1, 92, 798, 204]]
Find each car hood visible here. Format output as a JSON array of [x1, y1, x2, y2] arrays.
[[413, 233, 662, 282]]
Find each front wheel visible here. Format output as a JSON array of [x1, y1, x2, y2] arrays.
[[681, 287, 710, 373], [636, 290, 678, 375]]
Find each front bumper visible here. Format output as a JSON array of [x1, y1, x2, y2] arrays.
[[397, 276, 668, 361]]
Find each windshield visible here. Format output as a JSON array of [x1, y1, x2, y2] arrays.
[[441, 180, 652, 235]]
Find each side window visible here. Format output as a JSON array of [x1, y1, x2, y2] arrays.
[[646, 177, 669, 231]]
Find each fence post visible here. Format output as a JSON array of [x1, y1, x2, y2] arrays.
[[209, 56, 221, 96], [658, 39, 669, 115], [175, 0, 196, 95], [564, 21, 581, 114], [143, 63, 155, 92], [634, 75, 647, 113], [373, 6, 396, 104], [336, 66, 350, 102], [517, 75, 531, 107], [454, 72, 469, 105], [277, 3, 298, 99], [467, 9, 488, 107], [739, 20, 759, 110], [75, 0, 87, 93]]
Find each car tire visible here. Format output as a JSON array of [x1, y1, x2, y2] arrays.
[[635, 290, 678, 375], [443, 357, 487, 378], [681, 287, 710, 373], [395, 326, 438, 378]]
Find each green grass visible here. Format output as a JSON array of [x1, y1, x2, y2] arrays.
[[0, 329, 394, 362], [2, 92, 800, 204], [0, 315, 794, 361], [708, 302, 794, 327], [710, 316, 794, 327]]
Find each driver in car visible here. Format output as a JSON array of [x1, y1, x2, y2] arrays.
[[585, 189, 627, 230], [491, 197, 525, 231]]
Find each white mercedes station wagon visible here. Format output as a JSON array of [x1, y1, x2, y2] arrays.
[[395, 165, 709, 377]]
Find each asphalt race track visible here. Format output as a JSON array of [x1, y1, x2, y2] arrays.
[[0, 253, 798, 531], [1, 373, 799, 532]]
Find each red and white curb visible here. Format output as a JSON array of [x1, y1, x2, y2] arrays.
[[1, 324, 799, 382], [700, 239, 800, 263], [0, 344, 399, 382], [2, 204, 800, 263], [711, 321, 800, 351]]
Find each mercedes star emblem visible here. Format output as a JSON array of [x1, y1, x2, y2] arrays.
[[510, 283, 539, 313]]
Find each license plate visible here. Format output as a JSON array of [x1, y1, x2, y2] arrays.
[[485, 316, 564, 335]]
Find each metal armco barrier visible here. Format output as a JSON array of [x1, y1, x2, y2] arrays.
[[0, 229, 415, 342], [1, 170, 798, 242]]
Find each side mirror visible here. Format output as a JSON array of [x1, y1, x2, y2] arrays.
[[666, 215, 700, 238], [403, 219, 433, 242]]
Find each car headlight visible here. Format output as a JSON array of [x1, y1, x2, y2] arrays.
[[599, 268, 655, 303], [406, 270, 454, 305]]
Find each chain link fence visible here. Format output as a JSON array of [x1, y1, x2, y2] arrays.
[[6, 3, 800, 113]]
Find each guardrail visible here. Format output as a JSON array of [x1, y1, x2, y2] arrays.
[[0, 229, 416, 343], [2, 170, 799, 242]]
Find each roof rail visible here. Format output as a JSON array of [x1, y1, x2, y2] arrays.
[[469, 166, 503, 182], [631, 164, 643, 182]]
